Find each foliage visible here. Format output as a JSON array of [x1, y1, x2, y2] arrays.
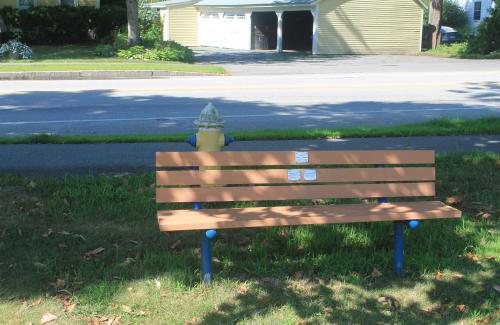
[[0, 40, 32, 59], [117, 41, 194, 62], [94, 44, 116, 57], [441, 0, 468, 29], [110, 30, 129, 50], [0, 5, 126, 45], [117, 45, 146, 59], [469, 0, 500, 54], [139, 0, 163, 47]]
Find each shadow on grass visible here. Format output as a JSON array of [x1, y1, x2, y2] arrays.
[[0, 153, 498, 323]]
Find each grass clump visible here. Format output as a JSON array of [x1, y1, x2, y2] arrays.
[[423, 42, 500, 59], [0, 152, 498, 324], [0, 117, 498, 145]]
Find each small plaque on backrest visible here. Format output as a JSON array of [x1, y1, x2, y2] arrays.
[[295, 152, 309, 164], [287, 169, 301, 181], [304, 169, 317, 181]]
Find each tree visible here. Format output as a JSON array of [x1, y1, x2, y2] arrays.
[[428, 0, 443, 49], [126, 0, 140, 46], [0, 15, 6, 43]]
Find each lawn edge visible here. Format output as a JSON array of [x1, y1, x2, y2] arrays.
[[1, 117, 498, 145]]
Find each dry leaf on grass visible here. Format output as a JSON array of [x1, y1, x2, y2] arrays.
[[154, 279, 161, 289], [238, 286, 249, 295], [42, 229, 54, 238], [121, 305, 132, 313], [451, 273, 465, 279], [475, 315, 494, 324], [119, 257, 135, 267], [456, 304, 468, 313], [184, 318, 200, 325], [41, 312, 58, 324], [493, 285, 500, 293], [377, 296, 401, 309], [435, 271, 443, 280], [372, 268, 383, 277], [446, 196, 462, 204], [465, 252, 480, 263], [170, 240, 182, 250], [84, 247, 105, 261]]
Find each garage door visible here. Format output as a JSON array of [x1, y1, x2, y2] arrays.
[[199, 12, 251, 50]]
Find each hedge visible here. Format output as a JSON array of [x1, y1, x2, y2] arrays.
[[0, 5, 126, 45]]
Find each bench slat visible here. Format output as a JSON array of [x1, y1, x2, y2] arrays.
[[156, 167, 435, 186], [157, 201, 461, 231], [156, 150, 435, 167], [156, 182, 435, 203]]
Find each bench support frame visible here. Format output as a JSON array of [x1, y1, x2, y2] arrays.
[[195, 202, 213, 284], [394, 221, 405, 275]]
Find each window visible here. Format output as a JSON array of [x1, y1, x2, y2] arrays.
[[60, 0, 77, 6], [474, 2, 481, 20], [17, 0, 36, 9]]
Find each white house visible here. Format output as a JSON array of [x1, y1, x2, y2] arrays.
[[456, 0, 495, 30]]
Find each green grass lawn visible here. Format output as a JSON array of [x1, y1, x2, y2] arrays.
[[1, 117, 498, 145], [422, 42, 500, 59], [0, 45, 226, 74], [0, 152, 498, 324]]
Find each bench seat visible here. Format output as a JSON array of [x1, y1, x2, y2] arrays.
[[158, 201, 461, 231]]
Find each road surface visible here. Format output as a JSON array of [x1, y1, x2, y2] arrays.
[[1, 57, 499, 136]]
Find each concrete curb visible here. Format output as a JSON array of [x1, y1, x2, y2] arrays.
[[0, 70, 221, 80]]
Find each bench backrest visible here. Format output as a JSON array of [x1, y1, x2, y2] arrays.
[[156, 150, 435, 205]]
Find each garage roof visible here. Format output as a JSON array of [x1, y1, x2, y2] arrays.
[[147, 0, 316, 9], [196, 0, 316, 6]]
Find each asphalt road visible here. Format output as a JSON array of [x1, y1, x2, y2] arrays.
[[2, 135, 498, 176], [1, 56, 499, 136]]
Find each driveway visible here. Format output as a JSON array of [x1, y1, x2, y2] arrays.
[[193, 47, 500, 75]]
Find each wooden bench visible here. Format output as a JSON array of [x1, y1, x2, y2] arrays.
[[156, 150, 461, 281]]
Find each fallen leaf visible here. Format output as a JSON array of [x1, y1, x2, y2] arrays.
[[485, 256, 496, 261], [41, 312, 58, 324], [420, 306, 436, 314], [64, 303, 76, 313], [119, 257, 135, 267], [160, 291, 168, 297], [465, 252, 480, 263], [435, 271, 443, 280], [378, 296, 401, 309], [34, 298, 42, 305], [20, 300, 29, 310], [170, 240, 182, 250], [121, 305, 132, 313], [112, 316, 122, 325], [184, 317, 200, 325], [372, 268, 383, 277], [28, 181, 37, 188], [42, 229, 54, 238], [446, 196, 462, 204], [238, 286, 249, 295], [84, 247, 105, 260], [277, 229, 288, 238], [493, 285, 500, 293], [212, 257, 221, 263], [475, 315, 494, 324], [154, 279, 161, 289], [456, 304, 468, 313], [451, 273, 465, 279], [293, 271, 304, 279], [127, 287, 133, 293], [135, 310, 146, 316]]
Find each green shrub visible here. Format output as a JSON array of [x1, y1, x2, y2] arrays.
[[111, 30, 128, 50], [469, 0, 500, 54], [0, 5, 126, 45], [94, 44, 116, 57], [117, 45, 146, 59]]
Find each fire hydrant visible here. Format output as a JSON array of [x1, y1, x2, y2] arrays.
[[187, 103, 233, 284]]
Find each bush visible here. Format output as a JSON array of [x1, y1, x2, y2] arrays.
[[94, 44, 115, 57], [469, 0, 500, 54], [110, 30, 128, 50], [0, 40, 32, 59], [117, 45, 146, 59], [116, 41, 194, 63], [0, 5, 126, 45]]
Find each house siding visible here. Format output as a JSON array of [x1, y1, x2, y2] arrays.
[[168, 6, 199, 46], [0, 0, 17, 8], [317, 0, 423, 54], [0, 0, 98, 8]]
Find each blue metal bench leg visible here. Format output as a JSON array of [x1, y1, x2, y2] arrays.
[[394, 221, 404, 276], [201, 230, 212, 284]]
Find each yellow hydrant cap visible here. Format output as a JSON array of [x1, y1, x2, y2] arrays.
[[194, 102, 225, 128]]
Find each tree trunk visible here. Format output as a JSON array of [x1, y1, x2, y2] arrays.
[[126, 0, 140, 46], [0, 16, 6, 43], [428, 0, 443, 49]]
